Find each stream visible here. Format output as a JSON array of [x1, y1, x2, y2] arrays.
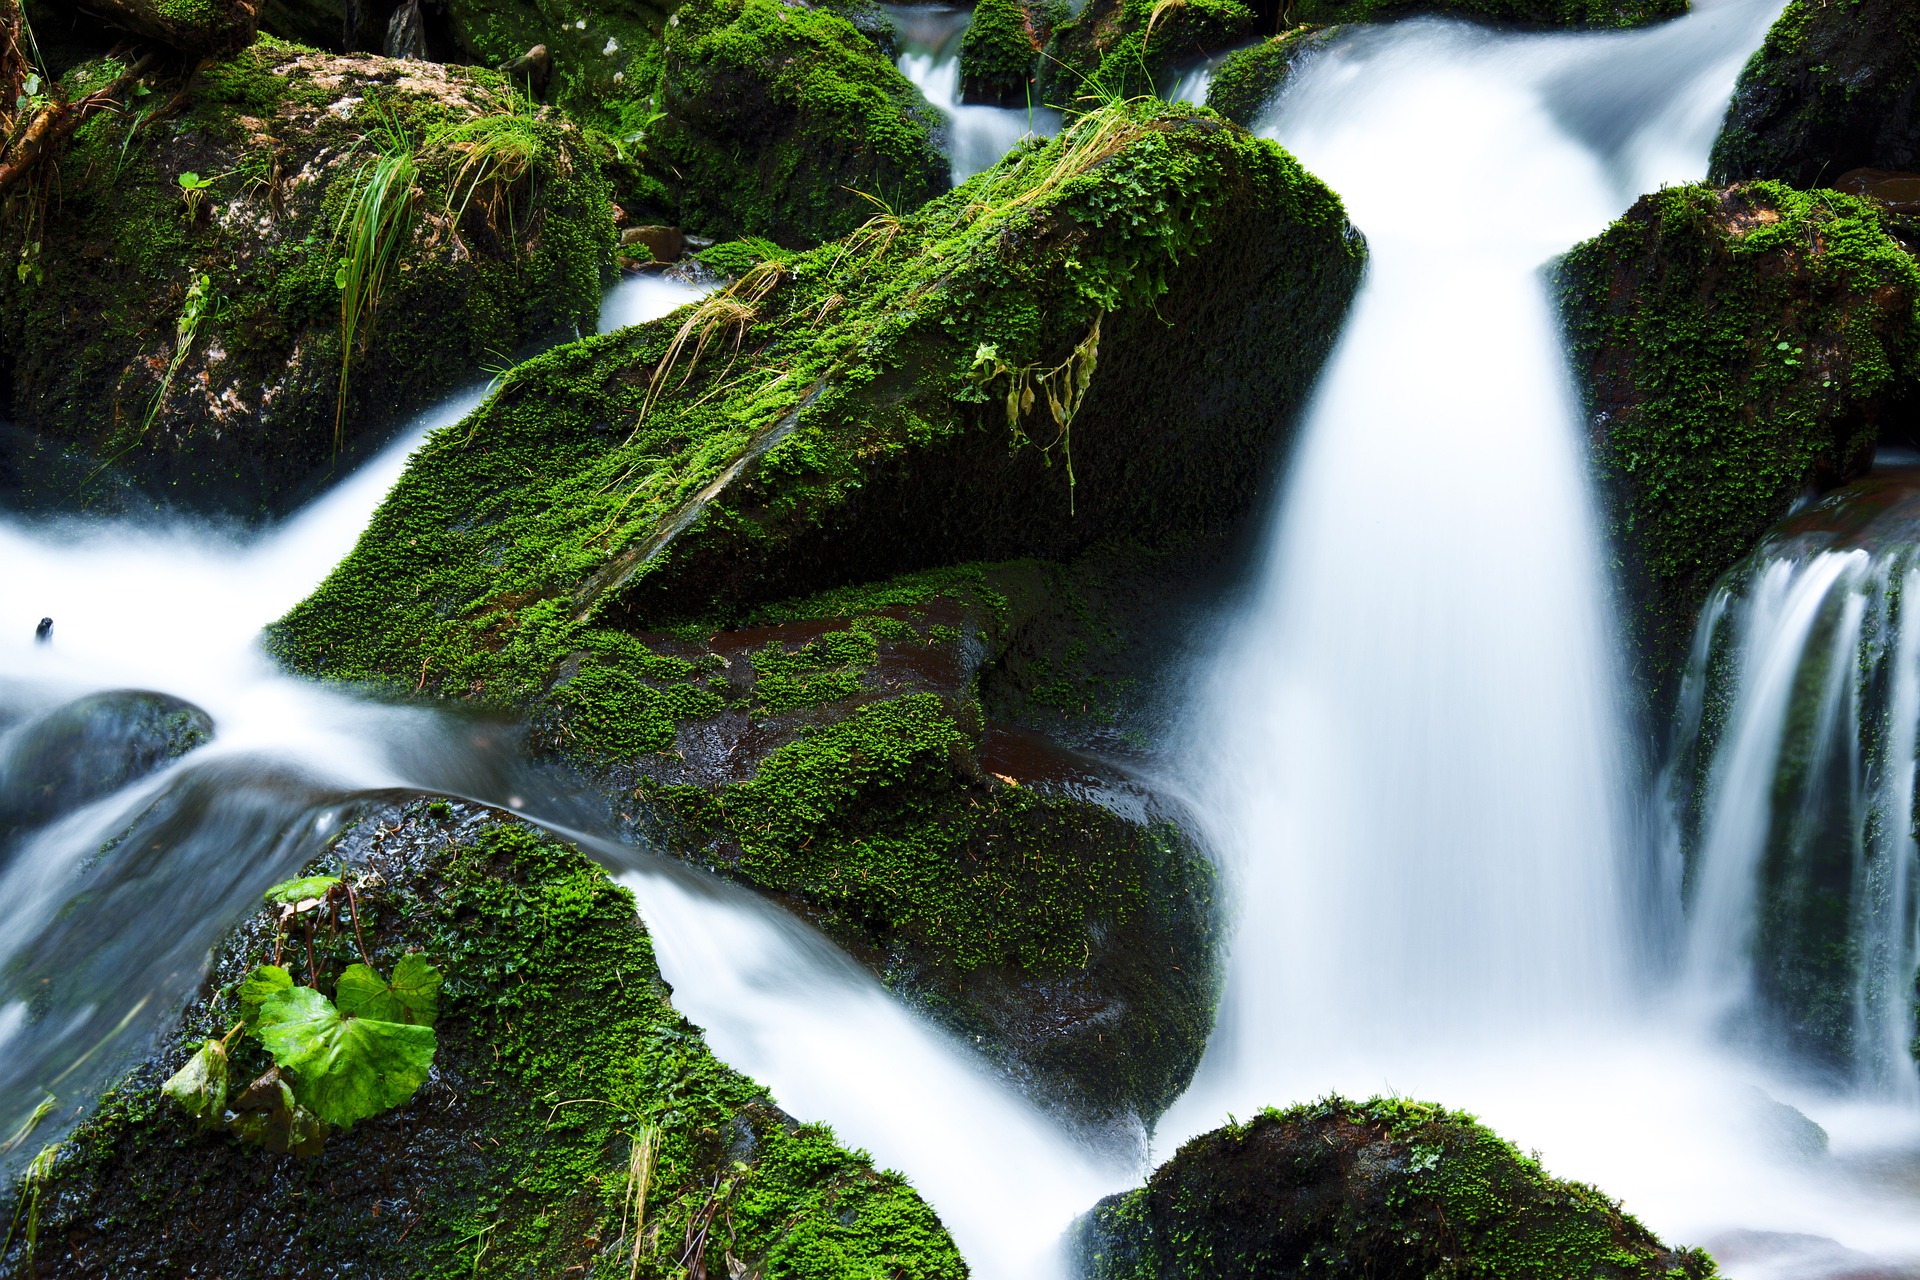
[[3, 1, 1920, 1276]]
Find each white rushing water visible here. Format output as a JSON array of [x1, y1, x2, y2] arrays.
[[1164, 0, 1920, 1273], [888, 4, 1061, 183]]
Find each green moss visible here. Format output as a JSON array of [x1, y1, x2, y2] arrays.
[[1204, 26, 1333, 125], [644, 0, 950, 247], [1075, 1095, 1718, 1280], [1708, 0, 1920, 186], [1049, 0, 1256, 104], [0, 807, 963, 1279], [0, 40, 615, 518], [959, 0, 1057, 107], [1555, 180, 1920, 702], [441, 0, 668, 141]]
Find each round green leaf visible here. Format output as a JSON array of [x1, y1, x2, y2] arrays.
[[255, 987, 435, 1128], [334, 955, 441, 1027], [263, 875, 340, 906], [334, 963, 402, 1022], [238, 963, 293, 1026]]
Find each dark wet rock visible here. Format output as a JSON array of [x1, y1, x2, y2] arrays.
[[1071, 1096, 1719, 1280], [1709, 0, 1920, 189], [1554, 180, 1920, 706], [0, 798, 964, 1279], [0, 690, 212, 841], [497, 40, 552, 96], [75, 0, 259, 57], [0, 41, 614, 520]]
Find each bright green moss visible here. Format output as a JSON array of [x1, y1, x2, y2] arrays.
[[959, 0, 1048, 106], [1057, 0, 1255, 103], [0, 808, 964, 1279], [1708, 0, 1920, 186], [1555, 180, 1920, 700], [1204, 27, 1332, 124], [1076, 1095, 1718, 1280], [645, 0, 950, 246]]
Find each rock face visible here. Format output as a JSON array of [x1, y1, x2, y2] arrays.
[[0, 40, 613, 518], [644, 0, 950, 247], [1071, 1096, 1718, 1280], [1709, 0, 1920, 187], [0, 800, 965, 1280], [267, 98, 1363, 1121], [1554, 180, 1920, 703]]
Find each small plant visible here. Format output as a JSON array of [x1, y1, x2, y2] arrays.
[[438, 115, 539, 248], [176, 169, 217, 220], [0, 1142, 58, 1273], [331, 105, 420, 450], [160, 873, 442, 1155], [971, 311, 1103, 511]]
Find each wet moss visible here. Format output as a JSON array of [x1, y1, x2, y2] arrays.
[[1072, 1095, 1719, 1280], [1554, 181, 1920, 705], [959, 0, 1062, 107], [0, 39, 614, 518], [644, 0, 950, 247], [0, 802, 964, 1280], [1709, 0, 1920, 187], [1204, 26, 1334, 127], [1042, 0, 1255, 105]]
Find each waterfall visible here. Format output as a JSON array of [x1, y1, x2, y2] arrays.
[[887, 3, 1061, 183], [1670, 472, 1920, 1101]]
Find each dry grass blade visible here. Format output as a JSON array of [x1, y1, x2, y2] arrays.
[[628, 257, 786, 439], [439, 117, 538, 249], [994, 103, 1142, 214], [622, 1125, 659, 1280]]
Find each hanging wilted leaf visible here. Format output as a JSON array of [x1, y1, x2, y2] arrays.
[[226, 1067, 325, 1156], [336, 955, 441, 1027], [238, 963, 293, 1026], [263, 874, 341, 906], [160, 1038, 229, 1125], [255, 986, 436, 1128]]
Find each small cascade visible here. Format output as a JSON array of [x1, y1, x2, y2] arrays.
[[887, 3, 1061, 183], [1670, 468, 1920, 1099]]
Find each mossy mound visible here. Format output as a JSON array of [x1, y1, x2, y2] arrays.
[[0, 40, 613, 519], [1286, 0, 1682, 26], [1709, 0, 1920, 187], [1071, 1096, 1718, 1280], [75, 0, 260, 57], [1554, 180, 1920, 703], [0, 800, 965, 1280], [642, 0, 950, 248], [959, 0, 1063, 107], [1039, 0, 1255, 106], [1203, 25, 1335, 126]]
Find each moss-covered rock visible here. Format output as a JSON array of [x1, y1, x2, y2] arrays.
[[75, 0, 260, 57], [1286, 0, 1682, 26], [0, 800, 965, 1280], [1554, 180, 1920, 703], [1709, 0, 1920, 188], [1039, 0, 1255, 106], [1071, 1096, 1719, 1280], [0, 40, 614, 518], [1203, 24, 1335, 127], [959, 0, 1063, 107], [641, 0, 950, 248]]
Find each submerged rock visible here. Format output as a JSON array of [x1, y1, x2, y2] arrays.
[[1554, 180, 1920, 703], [0, 799, 965, 1279], [1070, 1096, 1718, 1280], [0, 40, 614, 519], [0, 690, 212, 842], [1709, 0, 1920, 188]]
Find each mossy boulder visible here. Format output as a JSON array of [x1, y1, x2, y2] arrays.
[[1070, 1096, 1719, 1280], [1709, 0, 1920, 188], [641, 0, 950, 248], [1285, 0, 1682, 26], [1203, 24, 1336, 127], [959, 0, 1063, 107], [1554, 180, 1920, 703], [0, 40, 614, 519], [74, 0, 260, 57], [0, 800, 965, 1280], [1039, 0, 1255, 106]]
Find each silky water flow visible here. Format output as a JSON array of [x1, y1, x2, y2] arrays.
[[1163, 1, 1920, 1275], [4, 6, 1920, 1277]]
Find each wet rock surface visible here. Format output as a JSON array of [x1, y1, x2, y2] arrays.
[[0, 689, 211, 844]]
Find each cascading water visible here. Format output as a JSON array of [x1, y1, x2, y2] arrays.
[[1669, 468, 1920, 1102], [1163, 0, 1920, 1271], [888, 4, 1061, 182]]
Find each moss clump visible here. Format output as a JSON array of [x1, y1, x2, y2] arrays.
[[1288, 0, 1682, 25], [268, 99, 1362, 709], [1554, 181, 1920, 704], [1204, 26, 1334, 126], [1072, 1095, 1719, 1280], [959, 0, 1061, 107], [0, 803, 964, 1280], [642, 0, 950, 247], [0, 40, 614, 518], [1709, 0, 1920, 187]]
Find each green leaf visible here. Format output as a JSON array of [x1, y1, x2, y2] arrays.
[[179, 171, 200, 189], [161, 1038, 229, 1124], [238, 963, 293, 1025], [255, 987, 436, 1128], [335, 954, 441, 1027], [263, 875, 340, 906]]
